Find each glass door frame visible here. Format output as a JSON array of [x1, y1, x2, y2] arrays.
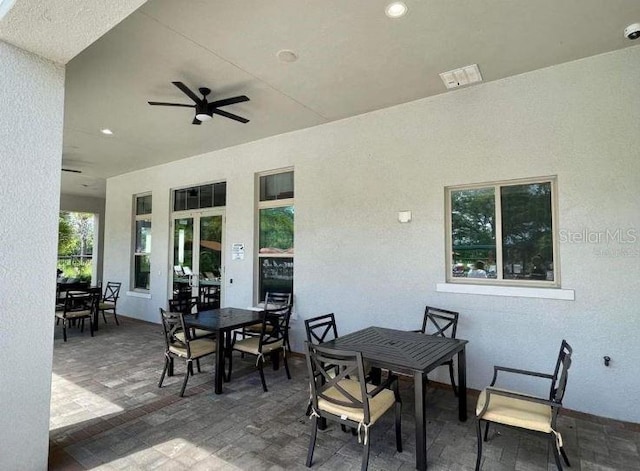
[[169, 208, 225, 307]]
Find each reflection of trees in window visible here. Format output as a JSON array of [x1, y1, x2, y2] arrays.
[[259, 206, 294, 253], [451, 189, 496, 274], [448, 179, 556, 283], [451, 188, 495, 247], [200, 217, 222, 275], [501, 183, 553, 280]]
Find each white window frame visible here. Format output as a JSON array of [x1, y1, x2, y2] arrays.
[[132, 193, 152, 292], [445, 176, 560, 288], [255, 168, 294, 303]]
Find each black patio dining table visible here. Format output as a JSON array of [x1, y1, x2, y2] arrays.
[[323, 326, 468, 471], [184, 307, 264, 394]]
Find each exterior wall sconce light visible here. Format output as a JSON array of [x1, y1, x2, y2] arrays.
[[398, 210, 412, 223]]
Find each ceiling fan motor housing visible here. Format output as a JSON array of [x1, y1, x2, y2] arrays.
[[195, 102, 213, 121]]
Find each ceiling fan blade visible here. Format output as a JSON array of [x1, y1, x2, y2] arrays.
[[172, 81, 202, 103], [211, 108, 249, 123], [148, 101, 194, 108], [208, 95, 250, 109], [192, 117, 202, 125], [62, 168, 82, 174]]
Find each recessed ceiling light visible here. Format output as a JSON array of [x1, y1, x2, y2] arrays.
[[101, 129, 113, 135], [385, 2, 407, 18], [0, 0, 17, 21], [277, 49, 298, 63]]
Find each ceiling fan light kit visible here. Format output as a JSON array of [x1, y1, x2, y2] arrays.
[[148, 82, 250, 125]]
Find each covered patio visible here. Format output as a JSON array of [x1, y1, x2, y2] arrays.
[[2, 1, 640, 470]]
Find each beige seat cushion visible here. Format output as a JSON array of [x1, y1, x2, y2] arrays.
[[317, 379, 395, 425], [169, 338, 216, 359], [476, 388, 552, 433], [233, 336, 283, 355], [99, 302, 115, 310], [175, 329, 213, 342], [55, 310, 91, 319]]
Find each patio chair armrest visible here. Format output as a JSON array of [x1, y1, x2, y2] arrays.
[[477, 386, 557, 417], [490, 365, 554, 386], [367, 373, 398, 398]]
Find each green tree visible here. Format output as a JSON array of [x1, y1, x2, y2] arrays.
[[58, 212, 75, 255]]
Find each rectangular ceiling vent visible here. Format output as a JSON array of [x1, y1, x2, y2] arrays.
[[439, 64, 483, 89]]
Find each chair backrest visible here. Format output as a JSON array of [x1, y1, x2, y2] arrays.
[[64, 289, 100, 316], [258, 303, 292, 351], [550, 339, 573, 403], [168, 296, 199, 315], [159, 308, 191, 353], [103, 281, 121, 302], [264, 292, 292, 307], [421, 306, 459, 339], [304, 342, 370, 423], [305, 313, 338, 344]]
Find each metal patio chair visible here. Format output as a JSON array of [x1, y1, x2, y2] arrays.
[[304, 342, 402, 471], [475, 340, 573, 470]]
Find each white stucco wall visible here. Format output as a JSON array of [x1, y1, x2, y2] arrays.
[[0, 41, 65, 470], [104, 45, 640, 423], [60, 194, 106, 283]]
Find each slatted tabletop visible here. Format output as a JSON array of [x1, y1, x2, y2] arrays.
[[325, 326, 467, 374]]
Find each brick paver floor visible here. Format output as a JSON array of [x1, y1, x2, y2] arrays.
[[49, 317, 640, 470]]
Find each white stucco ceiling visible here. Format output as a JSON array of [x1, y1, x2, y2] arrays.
[[0, 0, 147, 64], [4, 1, 640, 197]]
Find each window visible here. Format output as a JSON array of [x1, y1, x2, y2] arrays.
[[257, 171, 294, 300], [173, 182, 226, 211], [446, 177, 558, 286], [133, 194, 152, 290]]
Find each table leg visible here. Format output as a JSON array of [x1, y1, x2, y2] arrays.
[[414, 372, 427, 471], [215, 330, 224, 394], [457, 347, 467, 422], [369, 367, 382, 385]]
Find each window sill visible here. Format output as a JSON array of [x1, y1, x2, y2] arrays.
[[126, 290, 151, 299], [436, 283, 575, 300]]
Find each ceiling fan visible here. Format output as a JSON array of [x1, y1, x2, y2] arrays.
[[148, 82, 250, 125]]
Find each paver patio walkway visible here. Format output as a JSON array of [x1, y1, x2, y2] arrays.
[[49, 317, 640, 470]]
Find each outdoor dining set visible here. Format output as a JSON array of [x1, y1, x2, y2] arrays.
[[53, 285, 573, 470], [151, 295, 574, 471], [54, 281, 122, 342]]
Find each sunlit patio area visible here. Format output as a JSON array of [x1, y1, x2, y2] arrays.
[[48, 318, 640, 471]]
